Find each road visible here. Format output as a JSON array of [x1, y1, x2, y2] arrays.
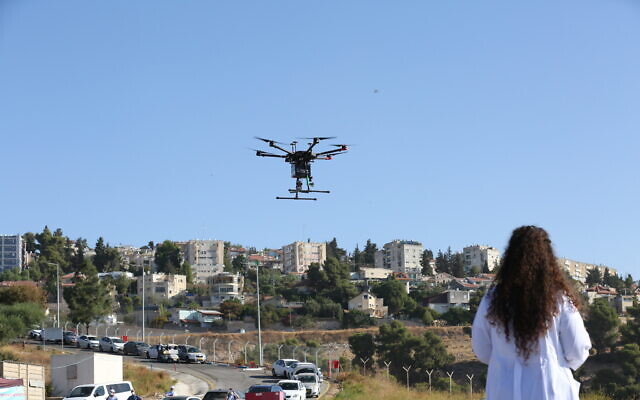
[[44, 342, 327, 398]]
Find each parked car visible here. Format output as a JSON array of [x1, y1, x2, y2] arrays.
[[99, 337, 125, 353], [42, 327, 63, 343], [272, 359, 299, 377], [286, 362, 322, 382], [63, 331, 78, 345], [136, 342, 150, 357], [202, 390, 232, 400], [63, 381, 133, 400], [123, 341, 144, 356], [28, 329, 42, 340], [77, 335, 100, 350], [293, 373, 320, 398], [177, 345, 206, 363], [245, 385, 284, 400], [276, 380, 306, 400], [148, 344, 179, 362]]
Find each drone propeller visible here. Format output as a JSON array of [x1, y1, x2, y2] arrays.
[[255, 136, 286, 145], [297, 136, 336, 141]]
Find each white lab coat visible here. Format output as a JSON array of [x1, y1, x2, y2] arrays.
[[472, 292, 591, 400]]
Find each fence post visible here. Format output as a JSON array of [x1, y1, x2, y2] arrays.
[[426, 369, 434, 393], [402, 365, 412, 389], [383, 361, 391, 379], [447, 371, 454, 394], [359, 358, 369, 376], [466, 374, 474, 398]]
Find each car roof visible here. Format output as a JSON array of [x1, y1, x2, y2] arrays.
[[279, 359, 298, 362]]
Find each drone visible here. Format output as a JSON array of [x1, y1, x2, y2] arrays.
[[254, 136, 348, 200]]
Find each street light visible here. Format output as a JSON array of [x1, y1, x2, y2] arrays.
[[199, 337, 205, 350], [256, 264, 263, 366], [244, 341, 251, 365], [47, 263, 60, 328], [75, 323, 80, 334], [228, 340, 234, 364], [212, 338, 219, 363]]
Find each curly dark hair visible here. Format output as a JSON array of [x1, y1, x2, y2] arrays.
[[487, 225, 581, 360]]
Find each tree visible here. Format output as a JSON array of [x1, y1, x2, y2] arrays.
[[352, 246, 363, 270], [621, 303, 640, 345], [0, 285, 46, 306], [93, 237, 122, 272], [326, 238, 347, 261], [63, 259, 113, 333], [435, 250, 450, 274], [362, 240, 377, 265], [586, 268, 602, 286], [180, 262, 193, 284], [440, 307, 473, 326], [220, 299, 244, 320], [585, 298, 620, 354], [154, 240, 183, 274], [348, 332, 375, 367], [0, 303, 45, 344], [371, 277, 412, 315], [421, 250, 434, 276], [450, 252, 465, 278], [343, 310, 374, 328]]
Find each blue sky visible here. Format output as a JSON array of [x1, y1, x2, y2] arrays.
[[1, 0, 638, 276]]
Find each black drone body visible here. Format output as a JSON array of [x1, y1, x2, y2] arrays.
[[254, 136, 348, 200]]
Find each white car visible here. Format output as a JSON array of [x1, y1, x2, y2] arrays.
[[276, 380, 306, 400], [272, 359, 299, 377], [293, 373, 320, 398], [99, 337, 125, 353], [77, 335, 100, 350], [286, 362, 320, 380]]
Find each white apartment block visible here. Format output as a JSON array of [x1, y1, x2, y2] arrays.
[[116, 246, 155, 271], [177, 240, 225, 283], [374, 240, 423, 279], [348, 292, 388, 318], [558, 257, 617, 283], [282, 241, 327, 274], [208, 272, 245, 305], [137, 273, 187, 302], [463, 245, 501, 272], [0, 234, 22, 272]]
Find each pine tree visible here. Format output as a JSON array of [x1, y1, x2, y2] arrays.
[[362, 239, 377, 266], [64, 259, 112, 333]]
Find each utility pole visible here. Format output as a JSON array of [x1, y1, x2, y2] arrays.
[[48, 263, 60, 328], [142, 272, 145, 342], [257, 264, 263, 366]]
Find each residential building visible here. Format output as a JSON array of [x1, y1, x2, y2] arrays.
[[171, 309, 223, 328], [177, 240, 225, 283], [282, 241, 327, 274], [353, 267, 393, 280], [585, 285, 617, 304], [463, 245, 501, 272], [426, 290, 474, 314], [433, 272, 455, 285], [116, 245, 155, 272], [348, 291, 388, 318], [208, 272, 244, 305], [247, 252, 283, 270], [137, 273, 187, 302], [615, 295, 635, 315], [0, 234, 22, 273], [374, 240, 424, 279], [558, 257, 617, 283]]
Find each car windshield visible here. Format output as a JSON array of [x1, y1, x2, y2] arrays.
[[87, 336, 97, 341], [297, 368, 315, 374], [279, 383, 298, 390], [187, 347, 200, 353], [284, 360, 297, 366], [112, 338, 124, 343], [249, 386, 273, 393], [297, 375, 316, 383], [202, 393, 227, 400], [69, 387, 94, 398], [138, 343, 148, 347]]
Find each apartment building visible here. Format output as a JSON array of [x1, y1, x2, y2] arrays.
[[137, 273, 187, 302], [558, 257, 617, 283], [0, 234, 22, 273], [374, 240, 424, 279], [463, 245, 501, 272], [207, 272, 244, 305], [116, 245, 155, 272], [348, 291, 388, 318], [177, 240, 225, 283], [282, 241, 327, 274]]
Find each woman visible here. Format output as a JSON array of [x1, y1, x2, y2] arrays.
[[472, 226, 591, 399]]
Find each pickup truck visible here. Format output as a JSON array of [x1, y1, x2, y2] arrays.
[[245, 385, 284, 400]]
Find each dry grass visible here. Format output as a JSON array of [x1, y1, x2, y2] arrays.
[[329, 372, 612, 400], [123, 363, 175, 397]]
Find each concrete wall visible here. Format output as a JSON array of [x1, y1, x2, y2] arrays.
[[0, 361, 45, 400], [51, 353, 123, 397]]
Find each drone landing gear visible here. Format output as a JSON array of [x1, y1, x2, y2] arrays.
[[275, 178, 330, 200]]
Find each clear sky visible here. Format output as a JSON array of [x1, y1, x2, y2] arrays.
[[1, 1, 638, 276]]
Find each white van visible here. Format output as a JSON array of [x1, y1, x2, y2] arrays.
[[64, 382, 134, 400]]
